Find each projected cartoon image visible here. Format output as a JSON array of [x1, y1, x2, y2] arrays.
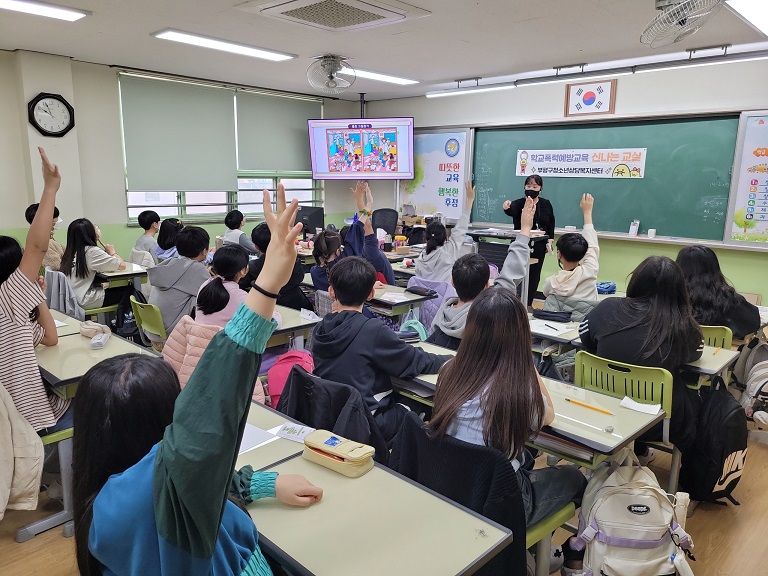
[[326, 128, 398, 172]]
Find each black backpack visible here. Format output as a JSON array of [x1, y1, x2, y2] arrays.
[[112, 286, 147, 345], [680, 378, 748, 505]]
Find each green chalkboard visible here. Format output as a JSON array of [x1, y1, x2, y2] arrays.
[[471, 116, 738, 240]]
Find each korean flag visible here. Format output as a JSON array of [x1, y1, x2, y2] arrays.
[[567, 80, 615, 116]]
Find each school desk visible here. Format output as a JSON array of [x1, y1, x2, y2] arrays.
[[527, 314, 581, 345], [684, 345, 739, 377], [368, 284, 437, 317], [35, 333, 156, 399], [597, 291, 626, 301], [96, 262, 147, 289], [234, 402, 306, 472], [242, 454, 513, 576], [50, 309, 82, 337], [267, 305, 319, 350]]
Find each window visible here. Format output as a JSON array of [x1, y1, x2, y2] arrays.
[[237, 173, 321, 217]]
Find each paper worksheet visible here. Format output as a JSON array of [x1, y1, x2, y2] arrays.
[[54, 319, 67, 328], [238, 424, 280, 454], [619, 396, 661, 415], [378, 292, 410, 303], [529, 319, 574, 337]]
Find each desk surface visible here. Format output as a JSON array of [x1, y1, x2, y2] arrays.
[[50, 310, 82, 337], [685, 345, 740, 375], [36, 333, 155, 385], [597, 291, 626, 301], [96, 262, 147, 279], [235, 402, 305, 472], [467, 229, 549, 241], [370, 284, 435, 309], [273, 305, 319, 336], [528, 315, 581, 344], [393, 263, 417, 276], [248, 456, 512, 576]]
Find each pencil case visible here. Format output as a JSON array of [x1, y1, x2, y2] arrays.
[[302, 430, 375, 478]]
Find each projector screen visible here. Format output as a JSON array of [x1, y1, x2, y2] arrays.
[[308, 117, 414, 180]]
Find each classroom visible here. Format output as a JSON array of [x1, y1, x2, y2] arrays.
[[1, 1, 768, 575]]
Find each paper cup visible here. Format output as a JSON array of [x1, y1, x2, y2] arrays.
[[647, 229, 657, 239]]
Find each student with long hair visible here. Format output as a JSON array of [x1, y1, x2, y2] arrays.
[[72, 188, 322, 576], [156, 218, 183, 261], [579, 256, 704, 459], [416, 181, 475, 284], [430, 287, 587, 571], [60, 218, 126, 309], [0, 148, 70, 432], [676, 245, 760, 339], [196, 244, 249, 327]]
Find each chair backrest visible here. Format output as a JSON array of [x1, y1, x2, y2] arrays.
[[371, 208, 399, 237], [314, 290, 333, 318], [406, 276, 457, 331], [215, 235, 224, 251], [389, 411, 526, 575], [574, 350, 674, 418], [276, 366, 389, 463], [130, 295, 168, 340], [130, 249, 154, 298], [700, 325, 733, 349]]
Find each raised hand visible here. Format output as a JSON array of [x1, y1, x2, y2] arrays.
[[465, 181, 475, 207], [352, 180, 366, 210], [502, 200, 512, 211], [580, 193, 594, 226], [275, 474, 323, 507], [520, 197, 535, 236], [365, 182, 374, 213], [39, 147, 61, 192], [259, 183, 303, 295]]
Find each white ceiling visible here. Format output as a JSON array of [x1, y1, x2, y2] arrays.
[[0, 0, 764, 101]]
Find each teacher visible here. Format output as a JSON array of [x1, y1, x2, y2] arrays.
[[502, 174, 555, 306]]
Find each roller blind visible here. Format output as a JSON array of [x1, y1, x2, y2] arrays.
[[120, 75, 237, 191], [236, 92, 321, 171]]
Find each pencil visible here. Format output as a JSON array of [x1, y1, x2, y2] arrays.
[[544, 323, 559, 331], [712, 347, 722, 356], [565, 397, 614, 416]]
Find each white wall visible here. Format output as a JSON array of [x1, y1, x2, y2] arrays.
[[0, 51, 28, 227], [368, 60, 768, 127]]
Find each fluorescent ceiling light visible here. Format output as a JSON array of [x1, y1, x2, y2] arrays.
[[340, 66, 418, 86], [727, 0, 768, 36], [516, 67, 634, 87], [633, 49, 768, 73], [426, 83, 515, 98], [0, 0, 88, 21], [153, 29, 295, 62]]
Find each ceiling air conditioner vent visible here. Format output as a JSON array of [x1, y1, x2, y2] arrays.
[[237, 0, 430, 32]]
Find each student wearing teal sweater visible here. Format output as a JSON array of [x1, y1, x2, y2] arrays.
[[72, 185, 322, 576]]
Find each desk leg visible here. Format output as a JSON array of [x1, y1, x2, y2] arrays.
[[16, 438, 74, 542], [294, 332, 305, 350]]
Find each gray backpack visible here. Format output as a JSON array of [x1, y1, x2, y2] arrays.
[[735, 330, 768, 424]]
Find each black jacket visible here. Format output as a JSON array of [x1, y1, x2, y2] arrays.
[[691, 293, 761, 340], [425, 326, 461, 351], [312, 311, 452, 414], [239, 255, 312, 311], [504, 197, 555, 258]]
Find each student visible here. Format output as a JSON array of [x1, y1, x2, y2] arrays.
[[196, 245, 249, 328], [223, 209, 258, 255], [579, 256, 704, 460], [72, 188, 323, 576], [134, 210, 160, 264], [427, 198, 537, 350], [156, 218, 183, 261], [416, 181, 475, 284], [676, 245, 760, 339], [312, 257, 453, 443], [0, 148, 70, 433], [60, 219, 126, 309], [24, 202, 64, 271], [239, 219, 313, 311], [542, 193, 599, 302], [148, 226, 212, 336], [310, 182, 394, 290]]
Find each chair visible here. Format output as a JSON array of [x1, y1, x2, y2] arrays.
[[574, 350, 680, 494], [700, 325, 733, 349], [275, 366, 389, 464], [44, 268, 85, 320], [215, 235, 224, 251], [130, 295, 167, 347], [130, 248, 154, 299], [406, 276, 457, 332], [390, 411, 575, 576], [371, 208, 399, 238], [314, 290, 333, 318], [16, 428, 74, 542]]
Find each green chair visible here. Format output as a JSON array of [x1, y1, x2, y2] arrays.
[[84, 303, 119, 323], [689, 325, 733, 390], [16, 428, 74, 542], [130, 295, 167, 347], [574, 350, 680, 494], [527, 502, 577, 576]]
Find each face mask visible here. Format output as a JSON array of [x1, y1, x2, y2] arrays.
[[54, 217, 65, 230], [524, 189, 540, 199]]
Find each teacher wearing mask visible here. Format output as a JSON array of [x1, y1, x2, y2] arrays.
[[502, 174, 555, 306]]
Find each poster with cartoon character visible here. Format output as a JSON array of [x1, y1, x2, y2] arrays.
[[725, 111, 768, 244], [515, 148, 647, 178]]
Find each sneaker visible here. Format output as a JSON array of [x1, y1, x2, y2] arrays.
[[560, 567, 587, 576], [549, 546, 564, 574], [637, 448, 657, 466]]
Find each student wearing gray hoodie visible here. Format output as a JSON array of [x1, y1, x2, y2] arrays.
[[415, 181, 475, 284], [426, 198, 537, 350], [148, 226, 212, 338]]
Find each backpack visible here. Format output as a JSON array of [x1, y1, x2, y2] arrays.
[[680, 378, 748, 505], [267, 350, 314, 407], [112, 286, 146, 345], [572, 453, 695, 576], [733, 329, 768, 388], [742, 359, 768, 425]]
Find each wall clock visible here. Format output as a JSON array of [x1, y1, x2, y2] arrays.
[[28, 92, 75, 137]]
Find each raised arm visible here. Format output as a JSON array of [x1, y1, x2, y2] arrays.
[[495, 197, 535, 292], [445, 181, 474, 254], [579, 193, 600, 278], [20, 148, 60, 282]]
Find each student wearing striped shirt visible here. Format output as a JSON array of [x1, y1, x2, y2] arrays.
[[0, 148, 71, 433], [578, 256, 704, 463]]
